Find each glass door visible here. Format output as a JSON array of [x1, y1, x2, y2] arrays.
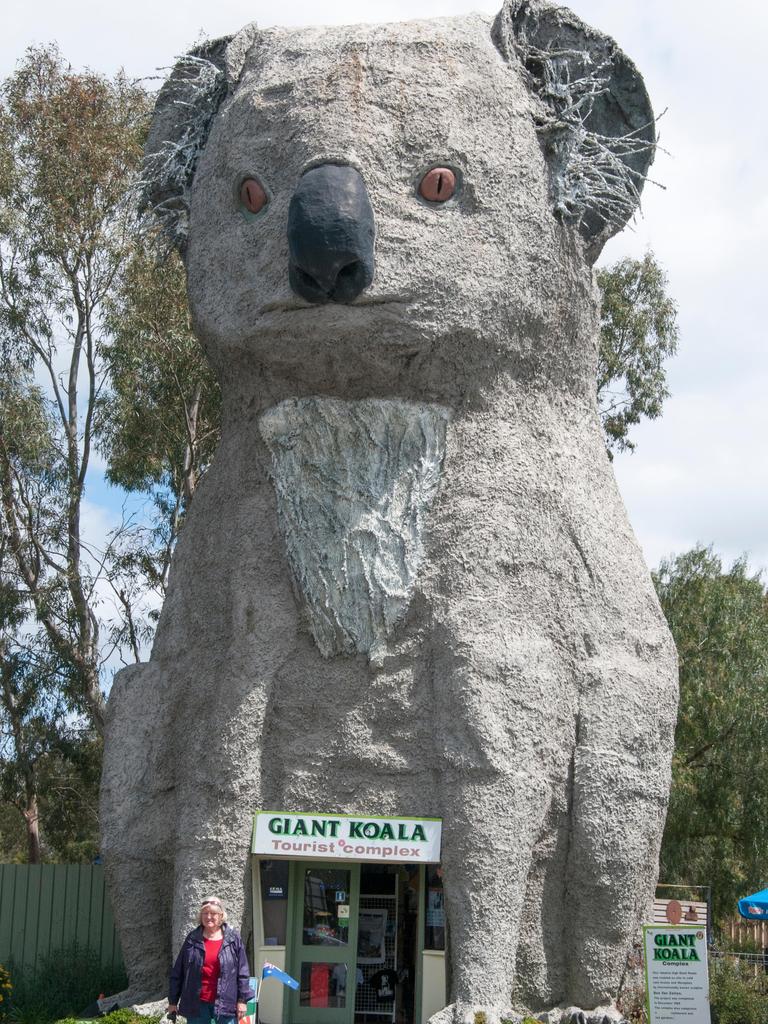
[[288, 863, 361, 1024]]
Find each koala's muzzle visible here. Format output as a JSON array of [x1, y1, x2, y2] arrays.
[[288, 164, 375, 304]]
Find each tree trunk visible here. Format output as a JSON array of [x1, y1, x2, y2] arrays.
[[23, 792, 41, 864], [85, 665, 106, 737]]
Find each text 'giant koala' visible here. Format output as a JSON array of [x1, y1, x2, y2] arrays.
[[101, 1, 678, 1020]]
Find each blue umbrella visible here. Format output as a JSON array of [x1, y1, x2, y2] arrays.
[[738, 889, 768, 919]]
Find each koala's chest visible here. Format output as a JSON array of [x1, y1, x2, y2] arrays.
[[258, 396, 450, 666]]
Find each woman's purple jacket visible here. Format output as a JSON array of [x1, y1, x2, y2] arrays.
[[169, 924, 253, 1019]]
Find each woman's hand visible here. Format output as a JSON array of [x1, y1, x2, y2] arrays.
[[167, 1007, 178, 1015], [237, 1003, 248, 1019]]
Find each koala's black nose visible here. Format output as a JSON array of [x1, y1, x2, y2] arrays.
[[288, 164, 375, 304]]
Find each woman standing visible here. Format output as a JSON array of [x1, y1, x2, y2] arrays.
[[168, 897, 252, 1024]]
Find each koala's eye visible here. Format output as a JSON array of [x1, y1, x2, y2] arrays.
[[418, 167, 456, 203], [240, 178, 268, 214]]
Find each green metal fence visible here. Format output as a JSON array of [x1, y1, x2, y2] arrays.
[[0, 864, 123, 972]]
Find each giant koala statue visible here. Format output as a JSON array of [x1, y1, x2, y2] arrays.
[[101, 1, 678, 1020]]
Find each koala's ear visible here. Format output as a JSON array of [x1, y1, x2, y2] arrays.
[[140, 24, 259, 255], [492, 0, 655, 261]]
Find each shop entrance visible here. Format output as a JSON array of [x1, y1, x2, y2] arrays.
[[287, 862, 420, 1024], [289, 862, 361, 1024]]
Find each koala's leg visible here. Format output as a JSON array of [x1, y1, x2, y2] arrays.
[[563, 643, 678, 1008], [165, 659, 267, 952], [514, 784, 574, 1010], [101, 664, 174, 998], [169, 790, 256, 952], [439, 772, 554, 1007], [430, 623, 576, 1010]]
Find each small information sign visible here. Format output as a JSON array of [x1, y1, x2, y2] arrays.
[[643, 925, 711, 1024]]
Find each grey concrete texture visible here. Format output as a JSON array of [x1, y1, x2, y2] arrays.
[[101, 0, 678, 1018]]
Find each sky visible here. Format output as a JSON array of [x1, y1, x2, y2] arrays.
[[4, 0, 767, 580]]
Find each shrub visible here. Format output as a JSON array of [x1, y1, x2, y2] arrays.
[[101, 1013, 162, 1024], [710, 956, 768, 1024], [9, 1007, 50, 1024], [0, 966, 11, 1023], [8, 944, 127, 1024], [53, 1014, 162, 1024]]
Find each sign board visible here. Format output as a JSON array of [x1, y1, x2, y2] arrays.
[[252, 810, 442, 863], [241, 976, 257, 1024], [643, 926, 711, 1024], [653, 898, 708, 929]]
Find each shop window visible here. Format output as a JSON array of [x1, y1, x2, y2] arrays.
[[303, 867, 351, 946], [361, 863, 397, 895], [260, 860, 289, 945], [299, 963, 347, 1007], [424, 866, 445, 951]]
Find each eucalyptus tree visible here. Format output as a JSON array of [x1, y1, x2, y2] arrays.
[[655, 547, 768, 924], [0, 47, 149, 733], [597, 251, 679, 454], [100, 238, 220, 614]]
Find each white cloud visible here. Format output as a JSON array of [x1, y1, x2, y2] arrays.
[[613, 384, 768, 575]]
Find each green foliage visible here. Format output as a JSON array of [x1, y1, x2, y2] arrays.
[[710, 958, 768, 1024], [0, 964, 11, 1022], [0, 650, 67, 862], [0, 802, 26, 860], [0, 46, 150, 857], [0, 732, 100, 863], [101, 1011, 161, 1024], [102, 240, 220, 500], [8, 944, 127, 1024], [53, 1012, 162, 1024], [0, 44, 151, 746], [473, 1012, 488, 1024], [0, 504, 100, 863], [99, 237, 220, 618], [724, 931, 764, 956], [34, 735, 101, 861], [8, 1005, 50, 1024], [0, 46, 146, 267], [655, 547, 768, 923], [597, 251, 679, 455]]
